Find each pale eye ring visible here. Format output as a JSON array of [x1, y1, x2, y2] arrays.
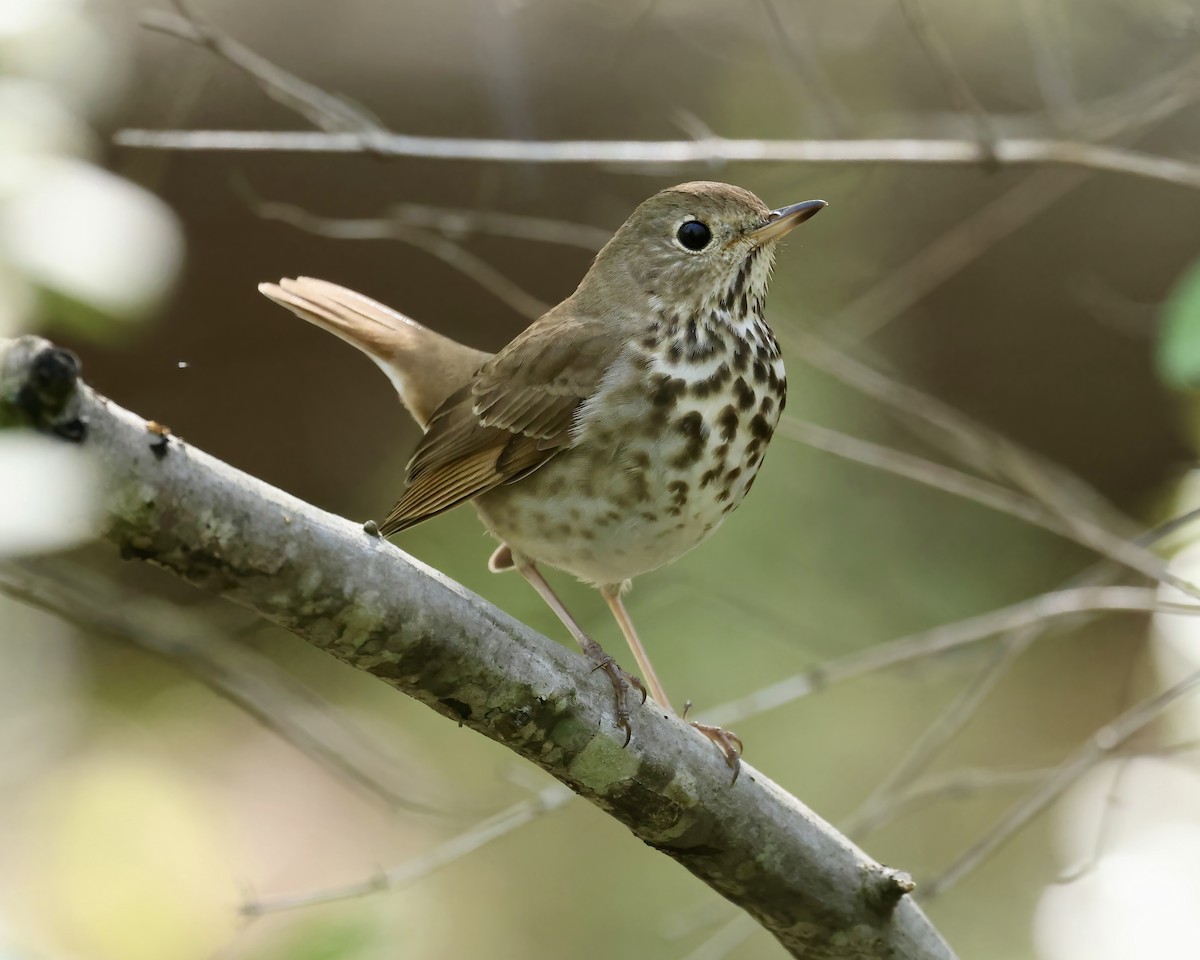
[[676, 219, 712, 252]]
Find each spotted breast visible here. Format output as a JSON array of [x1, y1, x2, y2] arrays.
[[473, 245, 786, 589]]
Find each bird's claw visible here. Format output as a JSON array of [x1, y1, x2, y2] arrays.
[[691, 722, 744, 785], [589, 653, 641, 746]]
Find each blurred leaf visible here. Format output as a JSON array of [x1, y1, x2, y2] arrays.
[[1157, 257, 1200, 390], [0, 430, 99, 557]]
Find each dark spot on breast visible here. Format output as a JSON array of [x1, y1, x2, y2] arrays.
[[676, 411, 705, 440], [652, 374, 687, 407], [749, 413, 773, 441], [732, 339, 751, 373], [640, 511, 658, 522], [738, 292, 749, 317], [699, 468, 718, 488], [630, 450, 651, 469], [730, 267, 747, 305], [725, 466, 743, 484], [752, 360, 768, 383], [734, 377, 755, 410], [668, 480, 689, 505], [631, 470, 650, 503], [668, 341, 682, 363], [689, 362, 732, 398], [717, 405, 738, 441], [760, 396, 774, 414]]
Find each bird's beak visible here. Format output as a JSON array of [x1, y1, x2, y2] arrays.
[[750, 199, 828, 243]]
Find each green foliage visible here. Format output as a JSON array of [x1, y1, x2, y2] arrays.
[[1157, 257, 1200, 390]]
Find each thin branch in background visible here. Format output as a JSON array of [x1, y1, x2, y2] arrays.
[[147, 4, 381, 138], [120, 7, 1200, 187], [1017, 0, 1083, 131], [921, 668, 1200, 900], [845, 766, 1059, 839], [897, 0, 997, 151], [786, 332, 1200, 599], [235, 179, 612, 250], [1052, 752, 1135, 886], [678, 913, 759, 960], [700, 585, 1181, 729], [243, 780, 573, 915], [823, 168, 1086, 345], [841, 635, 1032, 839], [841, 506, 1200, 846], [661, 899, 739, 942], [1079, 52, 1200, 141], [778, 417, 1073, 532], [257, 201, 550, 321], [111, 129, 1200, 190], [757, 0, 851, 136], [0, 559, 447, 817], [817, 50, 1200, 347], [381, 203, 610, 251]]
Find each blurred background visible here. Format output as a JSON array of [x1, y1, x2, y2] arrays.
[[3, 0, 1200, 957]]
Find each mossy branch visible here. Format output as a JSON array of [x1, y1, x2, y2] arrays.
[[0, 335, 956, 960]]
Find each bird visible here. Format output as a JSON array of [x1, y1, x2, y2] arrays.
[[260, 181, 826, 778]]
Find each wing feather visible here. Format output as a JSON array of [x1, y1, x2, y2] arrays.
[[379, 306, 624, 535]]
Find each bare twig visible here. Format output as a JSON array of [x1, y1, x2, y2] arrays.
[[258, 201, 551, 320], [112, 130, 1200, 190], [897, 0, 997, 151], [1017, 0, 1083, 130], [787, 333, 1199, 599], [679, 913, 760, 960], [0, 335, 955, 960], [700, 585, 1185, 729], [346, 203, 610, 251], [842, 636, 1033, 839], [146, 4, 382, 138], [0, 558, 446, 816], [119, 4, 1200, 196], [824, 167, 1086, 345], [244, 780, 574, 915], [840, 506, 1200, 843], [844, 766, 1058, 839], [778, 417, 1069, 531], [757, 0, 851, 135], [921, 668, 1200, 899]]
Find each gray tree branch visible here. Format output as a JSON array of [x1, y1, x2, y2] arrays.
[[0, 335, 957, 960]]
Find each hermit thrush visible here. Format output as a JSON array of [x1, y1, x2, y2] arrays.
[[261, 182, 825, 777]]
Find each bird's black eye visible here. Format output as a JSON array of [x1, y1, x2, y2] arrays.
[[677, 219, 712, 252]]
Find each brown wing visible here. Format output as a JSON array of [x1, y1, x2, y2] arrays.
[[378, 311, 621, 535]]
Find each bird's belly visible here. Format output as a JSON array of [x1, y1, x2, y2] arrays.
[[474, 385, 778, 586]]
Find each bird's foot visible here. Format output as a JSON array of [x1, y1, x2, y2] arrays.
[[683, 701, 743, 784], [584, 647, 646, 747]]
